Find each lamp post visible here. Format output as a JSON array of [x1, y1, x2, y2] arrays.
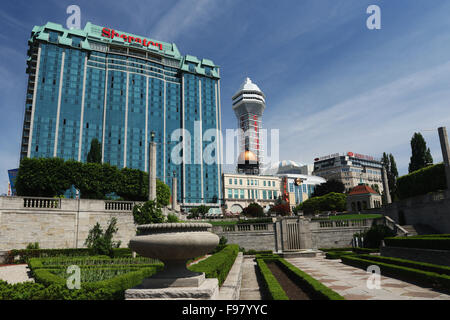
[[148, 131, 156, 201]]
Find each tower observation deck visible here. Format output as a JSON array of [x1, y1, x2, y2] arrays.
[[232, 77, 266, 168]]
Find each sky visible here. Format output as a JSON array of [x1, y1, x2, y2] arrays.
[[1, 0, 450, 194]]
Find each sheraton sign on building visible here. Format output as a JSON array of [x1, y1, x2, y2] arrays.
[[101, 27, 163, 51]]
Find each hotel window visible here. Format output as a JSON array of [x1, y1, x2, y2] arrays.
[[263, 190, 267, 200], [263, 181, 266, 187], [229, 178, 232, 185], [273, 191, 278, 199], [239, 179, 243, 185], [240, 189, 245, 199], [234, 189, 239, 199], [268, 190, 273, 199], [234, 179, 238, 185], [228, 189, 232, 199]]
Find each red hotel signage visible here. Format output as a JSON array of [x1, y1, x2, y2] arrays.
[[101, 27, 163, 51]]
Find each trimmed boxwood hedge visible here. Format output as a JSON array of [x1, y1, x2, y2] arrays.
[[188, 244, 239, 286], [256, 258, 289, 300], [396, 163, 446, 199], [255, 254, 345, 300], [5, 248, 133, 264], [325, 251, 354, 260], [354, 254, 450, 276], [0, 267, 160, 300], [340, 255, 450, 293], [384, 237, 450, 251], [276, 259, 345, 300]]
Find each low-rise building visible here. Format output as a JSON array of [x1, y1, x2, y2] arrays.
[[347, 184, 382, 212], [222, 173, 281, 214]]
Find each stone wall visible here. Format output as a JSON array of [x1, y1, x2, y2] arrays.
[[381, 246, 450, 267], [212, 224, 276, 252], [383, 190, 450, 233], [0, 196, 136, 250]]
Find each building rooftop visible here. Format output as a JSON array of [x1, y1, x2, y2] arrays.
[[349, 184, 379, 196]]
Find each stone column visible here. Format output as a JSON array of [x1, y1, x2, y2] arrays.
[[381, 166, 392, 204], [172, 174, 178, 211], [149, 140, 157, 201], [438, 127, 450, 190]]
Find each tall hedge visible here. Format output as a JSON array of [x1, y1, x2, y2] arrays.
[[396, 163, 446, 200], [15, 157, 170, 203]]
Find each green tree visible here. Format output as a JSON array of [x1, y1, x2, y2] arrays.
[[132, 200, 165, 225], [84, 217, 121, 257], [312, 180, 345, 197], [242, 202, 264, 218], [360, 224, 396, 249], [301, 192, 347, 215], [408, 133, 433, 173], [269, 203, 291, 216], [86, 138, 102, 164]]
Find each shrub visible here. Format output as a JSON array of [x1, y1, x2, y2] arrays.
[[26, 242, 40, 250], [361, 224, 396, 249], [84, 217, 121, 257], [166, 213, 180, 223], [384, 237, 450, 251], [301, 192, 347, 215], [396, 163, 446, 200], [242, 203, 264, 218], [132, 200, 164, 225], [188, 244, 239, 286], [325, 251, 354, 260], [268, 204, 290, 216]]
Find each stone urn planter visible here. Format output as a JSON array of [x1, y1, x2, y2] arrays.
[[129, 222, 219, 288]]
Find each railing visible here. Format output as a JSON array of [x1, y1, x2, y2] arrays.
[[218, 223, 271, 233], [23, 197, 61, 209], [383, 216, 409, 236], [104, 201, 135, 211], [318, 219, 369, 229]]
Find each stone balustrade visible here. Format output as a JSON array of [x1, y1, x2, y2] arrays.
[[105, 201, 136, 211], [317, 219, 369, 229], [213, 223, 273, 233], [23, 197, 61, 209]]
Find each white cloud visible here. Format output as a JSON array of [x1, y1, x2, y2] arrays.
[[265, 60, 450, 174]]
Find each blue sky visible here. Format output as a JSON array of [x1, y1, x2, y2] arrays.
[[1, 0, 450, 194]]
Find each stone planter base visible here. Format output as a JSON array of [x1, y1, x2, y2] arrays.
[[125, 278, 219, 300]]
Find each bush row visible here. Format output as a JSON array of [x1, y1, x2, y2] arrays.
[[355, 254, 450, 276], [15, 157, 170, 203], [384, 237, 450, 251], [256, 258, 289, 300], [340, 255, 450, 293], [188, 244, 239, 286], [325, 251, 354, 260], [0, 267, 160, 300], [5, 248, 133, 264], [276, 259, 345, 300], [396, 163, 446, 200]]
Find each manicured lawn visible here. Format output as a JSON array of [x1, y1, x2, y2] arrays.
[[328, 214, 382, 220]]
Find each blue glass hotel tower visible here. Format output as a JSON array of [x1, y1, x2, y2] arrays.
[[20, 22, 223, 207]]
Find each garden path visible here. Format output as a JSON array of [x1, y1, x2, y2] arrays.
[[239, 257, 263, 300], [286, 256, 450, 300], [0, 264, 34, 284]]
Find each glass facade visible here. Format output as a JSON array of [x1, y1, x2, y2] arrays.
[[21, 22, 222, 206]]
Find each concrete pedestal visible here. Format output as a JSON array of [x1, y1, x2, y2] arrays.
[[125, 277, 219, 300]]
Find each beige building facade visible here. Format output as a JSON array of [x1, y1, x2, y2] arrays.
[[223, 173, 281, 214]]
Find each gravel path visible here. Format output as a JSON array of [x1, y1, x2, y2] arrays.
[[0, 265, 34, 284], [239, 257, 264, 300]]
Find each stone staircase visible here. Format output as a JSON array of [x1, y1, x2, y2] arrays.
[[400, 225, 418, 237]]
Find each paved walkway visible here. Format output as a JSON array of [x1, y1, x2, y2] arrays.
[[0, 264, 34, 285], [239, 257, 263, 300], [286, 256, 450, 300]]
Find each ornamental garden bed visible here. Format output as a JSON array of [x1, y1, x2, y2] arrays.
[[256, 254, 344, 300], [0, 244, 239, 300]]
